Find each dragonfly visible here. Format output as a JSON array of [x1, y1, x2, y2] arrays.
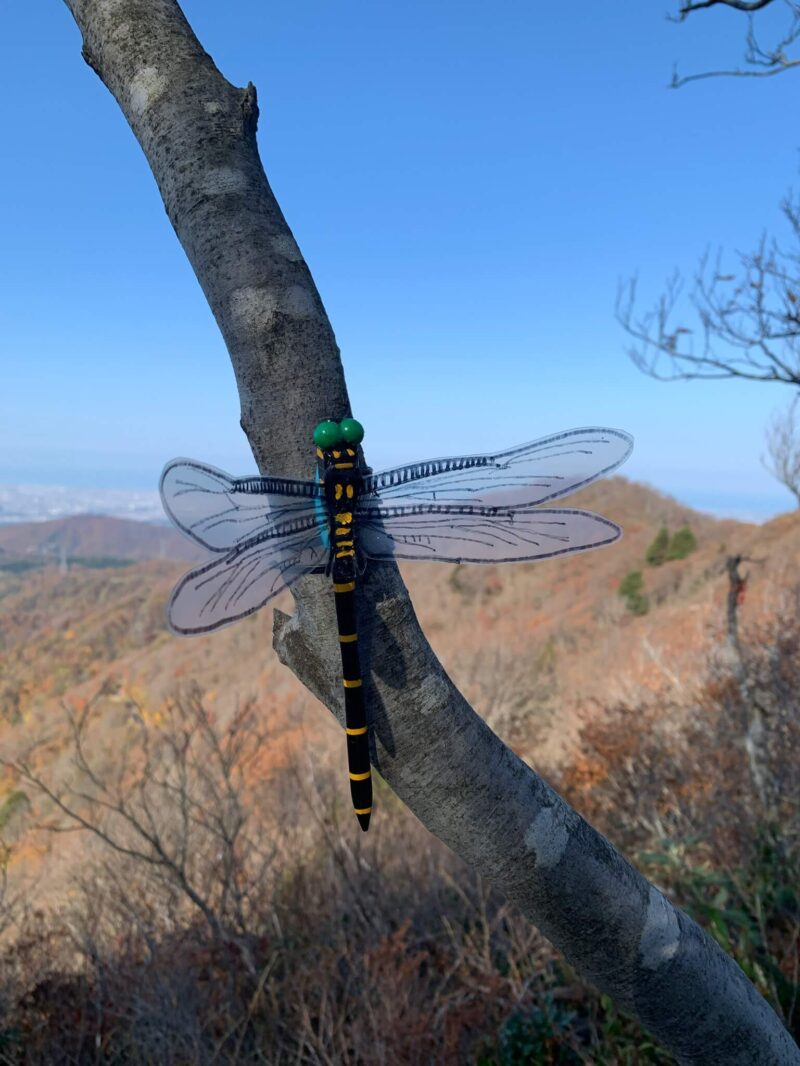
[[160, 419, 633, 831]]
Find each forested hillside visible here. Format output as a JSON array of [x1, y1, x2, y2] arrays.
[[1, 479, 798, 1060]]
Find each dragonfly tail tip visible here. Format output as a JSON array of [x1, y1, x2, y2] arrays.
[[356, 811, 371, 832]]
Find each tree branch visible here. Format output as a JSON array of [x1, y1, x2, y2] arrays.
[[61, 1, 800, 1061], [671, 0, 800, 86], [618, 232, 800, 386], [13, 689, 264, 976], [679, 0, 779, 15], [672, 58, 800, 87], [762, 393, 800, 504]]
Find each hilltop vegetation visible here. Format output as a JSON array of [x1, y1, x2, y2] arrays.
[[0, 515, 204, 566], [0, 479, 798, 1061]]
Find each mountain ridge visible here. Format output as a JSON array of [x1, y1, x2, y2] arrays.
[[2, 475, 797, 898], [0, 514, 205, 564]]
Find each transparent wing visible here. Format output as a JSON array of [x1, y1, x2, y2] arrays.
[[167, 523, 327, 635], [362, 427, 632, 509], [160, 458, 324, 552], [358, 505, 621, 563]]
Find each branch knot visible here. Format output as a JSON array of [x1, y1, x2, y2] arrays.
[[242, 81, 259, 138]]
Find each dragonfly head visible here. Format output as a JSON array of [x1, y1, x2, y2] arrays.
[[313, 418, 364, 465]]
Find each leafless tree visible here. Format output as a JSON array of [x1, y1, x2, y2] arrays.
[[55, 3, 800, 1062], [620, 1, 800, 382], [617, 194, 800, 386], [14, 687, 275, 979], [671, 0, 800, 86], [720, 553, 780, 818], [763, 393, 800, 503]]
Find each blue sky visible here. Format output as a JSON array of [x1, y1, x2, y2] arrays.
[[1, 1, 798, 520]]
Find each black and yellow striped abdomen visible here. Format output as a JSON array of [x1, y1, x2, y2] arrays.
[[319, 442, 372, 832], [333, 578, 371, 831]]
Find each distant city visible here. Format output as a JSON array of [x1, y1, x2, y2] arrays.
[[0, 485, 165, 525], [0, 481, 791, 528]]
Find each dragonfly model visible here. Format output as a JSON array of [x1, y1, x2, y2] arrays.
[[160, 420, 633, 831]]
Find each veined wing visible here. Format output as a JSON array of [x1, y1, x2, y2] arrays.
[[358, 504, 621, 564], [361, 427, 632, 509], [167, 521, 327, 635], [160, 458, 324, 552]]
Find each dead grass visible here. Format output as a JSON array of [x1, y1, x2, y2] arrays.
[[1, 577, 799, 1062]]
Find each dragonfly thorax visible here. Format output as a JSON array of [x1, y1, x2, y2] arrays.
[[321, 449, 363, 583]]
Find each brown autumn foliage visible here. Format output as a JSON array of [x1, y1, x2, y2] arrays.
[[558, 591, 800, 866], [0, 601, 798, 1061], [1, 488, 800, 1060], [0, 682, 671, 1065]]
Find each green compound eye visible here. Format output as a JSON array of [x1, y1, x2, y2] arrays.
[[339, 418, 364, 445], [313, 420, 343, 448]]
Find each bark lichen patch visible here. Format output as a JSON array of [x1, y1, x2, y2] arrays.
[[272, 234, 304, 263], [415, 673, 450, 717], [109, 19, 131, 44], [204, 100, 224, 114], [282, 284, 319, 319], [639, 886, 680, 970], [200, 167, 249, 197], [229, 284, 320, 336], [129, 66, 168, 116], [524, 803, 570, 869], [229, 286, 279, 332]]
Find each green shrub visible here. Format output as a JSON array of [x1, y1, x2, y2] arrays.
[[0, 790, 29, 831], [448, 563, 469, 596], [477, 983, 676, 1065], [0, 560, 43, 574], [645, 527, 670, 567], [619, 571, 643, 598], [592, 993, 677, 1064], [619, 571, 649, 615], [666, 527, 697, 561], [493, 994, 581, 1064], [72, 555, 135, 569], [639, 827, 800, 1039]]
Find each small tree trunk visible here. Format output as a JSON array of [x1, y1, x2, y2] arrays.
[[725, 556, 776, 821], [726, 555, 746, 653]]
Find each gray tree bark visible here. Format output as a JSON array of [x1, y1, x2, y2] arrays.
[[62, 2, 800, 1062]]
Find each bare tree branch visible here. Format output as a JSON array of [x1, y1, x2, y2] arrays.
[[680, 0, 779, 12], [671, 0, 800, 86], [59, 2, 800, 1062], [12, 688, 271, 978], [672, 58, 800, 86], [618, 211, 800, 385], [763, 393, 800, 504]]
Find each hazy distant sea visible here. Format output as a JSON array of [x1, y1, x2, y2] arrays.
[[672, 488, 791, 525], [0, 482, 791, 527], [0, 485, 165, 525]]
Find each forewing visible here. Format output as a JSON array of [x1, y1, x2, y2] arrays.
[[362, 427, 632, 509], [167, 525, 327, 635], [358, 506, 621, 563], [160, 458, 324, 552]]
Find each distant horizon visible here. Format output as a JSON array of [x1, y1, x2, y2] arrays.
[[0, 472, 793, 528]]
